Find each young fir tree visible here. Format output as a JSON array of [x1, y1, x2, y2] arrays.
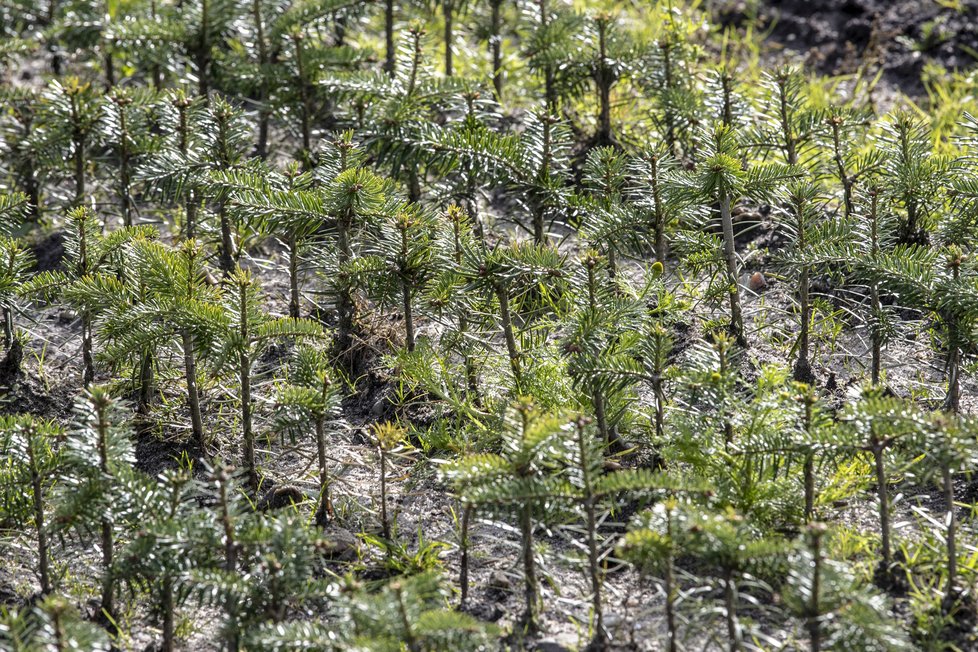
[[907, 412, 978, 611], [782, 523, 911, 651], [324, 25, 468, 203], [575, 146, 648, 278], [320, 165, 400, 364], [273, 344, 342, 526], [776, 180, 836, 383], [682, 507, 786, 652], [0, 192, 32, 362], [247, 572, 494, 650], [628, 147, 684, 265], [567, 12, 642, 147], [562, 416, 690, 650], [859, 242, 977, 412], [640, 6, 703, 159], [195, 463, 250, 652], [194, 511, 333, 648], [54, 387, 136, 631], [672, 123, 797, 346], [420, 204, 485, 399], [368, 421, 417, 544], [561, 249, 645, 452], [878, 111, 952, 245], [99, 87, 160, 228], [356, 203, 443, 352], [819, 105, 881, 222], [138, 89, 205, 238], [839, 391, 923, 587], [35, 77, 103, 208], [444, 400, 570, 633], [116, 469, 218, 652], [0, 414, 62, 596], [100, 238, 228, 446], [220, 268, 325, 487], [619, 499, 690, 652], [460, 239, 569, 396], [0, 87, 45, 220], [215, 161, 325, 319], [522, 0, 583, 112], [20, 208, 154, 386], [0, 596, 112, 652]]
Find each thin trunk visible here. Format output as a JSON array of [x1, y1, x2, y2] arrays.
[[538, 0, 555, 111], [118, 104, 132, 227], [459, 502, 472, 609], [294, 35, 312, 168], [724, 569, 740, 652], [162, 578, 175, 652], [945, 263, 961, 411], [73, 137, 85, 206], [400, 220, 415, 351], [595, 19, 612, 144], [218, 474, 238, 652], [944, 462, 957, 602], [490, 0, 502, 98], [219, 203, 234, 275], [239, 291, 255, 487], [793, 192, 812, 381], [443, 0, 454, 77], [719, 189, 745, 346], [829, 118, 853, 219], [26, 429, 51, 595], [869, 189, 881, 385], [336, 215, 354, 357], [384, 0, 395, 77], [82, 313, 95, 386], [101, 518, 115, 621], [3, 305, 12, 350], [150, 0, 163, 89], [138, 349, 154, 415], [794, 265, 812, 380], [379, 447, 390, 539], [104, 45, 115, 90], [95, 402, 115, 626], [661, 40, 677, 156], [253, 0, 270, 159], [575, 421, 606, 649], [183, 329, 204, 446], [186, 192, 198, 240], [664, 511, 677, 652], [873, 440, 891, 583], [807, 529, 822, 652], [804, 452, 815, 522], [649, 155, 666, 264], [533, 116, 552, 245], [288, 234, 300, 319], [402, 282, 415, 351], [197, 0, 211, 100], [314, 413, 332, 526], [520, 504, 538, 632], [495, 284, 521, 387]]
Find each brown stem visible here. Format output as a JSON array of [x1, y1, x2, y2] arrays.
[[182, 329, 204, 446]]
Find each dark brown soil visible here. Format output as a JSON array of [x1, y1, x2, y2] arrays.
[[723, 0, 978, 96]]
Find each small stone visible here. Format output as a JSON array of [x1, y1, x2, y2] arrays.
[[319, 526, 359, 561], [535, 643, 572, 652], [488, 570, 513, 594], [748, 271, 767, 292], [256, 485, 305, 511]]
